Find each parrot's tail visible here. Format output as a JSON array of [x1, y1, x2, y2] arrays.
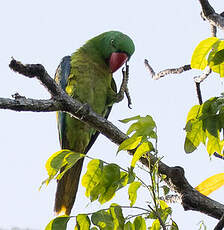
[[54, 158, 84, 215]]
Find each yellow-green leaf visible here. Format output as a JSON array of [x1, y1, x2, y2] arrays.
[[46, 149, 72, 179], [128, 181, 141, 207], [45, 215, 70, 230], [41, 150, 84, 188], [124, 221, 134, 230], [186, 105, 201, 122], [131, 142, 151, 168], [133, 216, 146, 230], [119, 115, 141, 123], [76, 214, 90, 230], [82, 159, 103, 198], [109, 203, 125, 230], [118, 136, 142, 152], [159, 200, 169, 210], [208, 40, 224, 77], [191, 37, 219, 70], [206, 130, 224, 155], [57, 152, 85, 180], [184, 120, 206, 153], [151, 219, 160, 230], [98, 164, 120, 204], [209, 49, 224, 66], [91, 210, 114, 230], [195, 173, 224, 196]]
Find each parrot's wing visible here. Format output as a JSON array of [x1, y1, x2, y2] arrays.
[[84, 77, 117, 154], [54, 56, 71, 148], [55, 56, 117, 152]]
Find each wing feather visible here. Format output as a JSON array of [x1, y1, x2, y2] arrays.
[[54, 56, 71, 148]]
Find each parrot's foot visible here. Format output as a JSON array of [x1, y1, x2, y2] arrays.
[[115, 62, 132, 108]]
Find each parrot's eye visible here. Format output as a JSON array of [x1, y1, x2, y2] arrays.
[[111, 39, 116, 48]]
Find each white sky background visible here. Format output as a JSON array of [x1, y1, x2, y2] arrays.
[[0, 0, 224, 229]]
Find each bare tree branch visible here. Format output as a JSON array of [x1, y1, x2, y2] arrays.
[[2, 58, 224, 222], [0, 97, 60, 112], [199, 0, 224, 31], [144, 59, 191, 80]]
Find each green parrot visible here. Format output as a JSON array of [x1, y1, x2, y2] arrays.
[[54, 31, 135, 215]]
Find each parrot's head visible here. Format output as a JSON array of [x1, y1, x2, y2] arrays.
[[88, 31, 135, 73]]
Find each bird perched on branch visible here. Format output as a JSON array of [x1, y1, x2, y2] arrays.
[[54, 31, 135, 215]]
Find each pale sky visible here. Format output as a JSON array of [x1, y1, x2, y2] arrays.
[[0, 0, 224, 229]]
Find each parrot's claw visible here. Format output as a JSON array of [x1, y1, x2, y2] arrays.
[[115, 62, 132, 109]]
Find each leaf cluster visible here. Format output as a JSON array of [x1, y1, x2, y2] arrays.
[[44, 115, 177, 229], [191, 37, 224, 77], [185, 96, 224, 155]]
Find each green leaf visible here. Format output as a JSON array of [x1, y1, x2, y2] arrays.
[[119, 115, 141, 123], [209, 49, 224, 66], [41, 150, 84, 188], [57, 152, 85, 180], [133, 216, 146, 230], [210, 62, 224, 77], [128, 181, 141, 207], [131, 142, 153, 168], [76, 214, 91, 230], [184, 119, 206, 153], [118, 135, 142, 152], [88, 163, 121, 204], [82, 159, 103, 199], [208, 40, 224, 77], [124, 221, 134, 230], [206, 130, 224, 155], [148, 211, 157, 220], [184, 96, 224, 155], [109, 204, 125, 230], [191, 37, 219, 70], [117, 170, 135, 189], [171, 220, 179, 230], [159, 200, 168, 210], [98, 164, 121, 204], [91, 210, 114, 230], [186, 105, 201, 123], [46, 149, 72, 179], [162, 185, 170, 196], [150, 219, 160, 230], [45, 216, 70, 230], [160, 207, 172, 223], [127, 116, 156, 138]]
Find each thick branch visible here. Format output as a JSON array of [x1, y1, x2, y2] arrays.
[[199, 0, 224, 30], [0, 97, 61, 112], [2, 59, 224, 221]]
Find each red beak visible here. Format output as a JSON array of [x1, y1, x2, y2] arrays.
[[109, 52, 128, 73]]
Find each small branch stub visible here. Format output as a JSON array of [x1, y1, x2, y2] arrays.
[[9, 58, 45, 78]]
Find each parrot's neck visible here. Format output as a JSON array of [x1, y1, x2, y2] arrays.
[[78, 42, 110, 72]]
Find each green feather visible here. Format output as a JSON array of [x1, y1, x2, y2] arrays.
[[54, 31, 135, 215]]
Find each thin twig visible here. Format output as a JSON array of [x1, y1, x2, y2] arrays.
[[125, 212, 149, 221], [194, 66, 212, 83], [196, 82, 203, 105], [144, 59, 191, 80]]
